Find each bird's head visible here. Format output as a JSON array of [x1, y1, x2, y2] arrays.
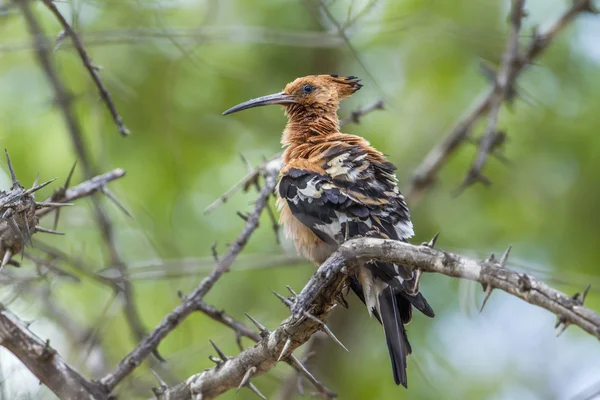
[[222, 75, 362, 117]]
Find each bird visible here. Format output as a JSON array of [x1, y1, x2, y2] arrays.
[[223, 74, 434, 387]]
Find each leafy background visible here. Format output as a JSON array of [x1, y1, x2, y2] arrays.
[[1, 0, 599, 399]]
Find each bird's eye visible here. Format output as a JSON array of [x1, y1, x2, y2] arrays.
[[302, 84, 315, 94]]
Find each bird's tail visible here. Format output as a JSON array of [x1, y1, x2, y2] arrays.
[[351, 264, 434, 387], [378, 285, 412, 387]]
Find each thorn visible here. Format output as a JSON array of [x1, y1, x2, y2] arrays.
[[53, 30, 67, 52], [517, 274, 532, 292], [211, 241, 219, 262], [286, 285, 298, 297], [555, 322, 569, 337], [499, 245, 512, 268], [240, 153, 253, 173], [235, 332, 243, 352], [289, 354, 319, 390], [24, 178, 57, 195], [9, 216, 25, 247], [32, 174, 39, 196], [486, 253, 497, 263], [5, 149, 20, 189], [236, 211, 249, 221], [209, 339, 228, 361], [557, 285, 593, 336], [278, 338, 293, 361], [422, 232, 440, 248], [244, 313, 270, 337], [38, 339, 56, 360], [35, 226, 65, 235], [150, 369, 168, 391], [321, 323, 349, 352], [0, 250, 12, 272], [581, 284, 591, 304], [52, 209, 61, 232], [480, 284, 493, 313], [101, 187, 132, 218], [23, 215, 33, 247], [64, 161, 77, 189], [237, 366, 257, 392], [247, 382, 266, 400], [208, 355, 222, 365], [35, 202, 74, 208], [272, 290, 292, 307], [177, 290, 185, 300]]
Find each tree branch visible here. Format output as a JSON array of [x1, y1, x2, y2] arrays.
[[292, 237, 600, 338], [458, 0, 525, 191], [100, 159, 280, 392], [15, 0, 149, 354], [40, 0, 130, 136], [194, 300, 336, 398], [408, 0, 596, 202], [0, 303, 109, 400], [151, 236, 600, 399], [154, 272, 345, 400]]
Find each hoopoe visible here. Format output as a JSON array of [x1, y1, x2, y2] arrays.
[[223, 75, 434, 387]]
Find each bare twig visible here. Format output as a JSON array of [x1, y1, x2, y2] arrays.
[[340, 99, 384, 126], [41, 0, 130, 136], [35, 169, 126, 218], [0, 26, 345, 53], [457, 0, 525, 191], [0, 303, 109, 399], [100, 162, 280, 392], [16, 0, 148, 354], [409, 0, 596, 202]]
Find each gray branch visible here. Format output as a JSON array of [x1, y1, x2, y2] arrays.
[[0, 303, 109, 400], [292, 238, 600, 337], [100, 160, 281, 392], [156, 237, 599, 400], [409, 0, 596, 202]]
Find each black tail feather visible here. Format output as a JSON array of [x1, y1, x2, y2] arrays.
[[397, 290, 435, 318], [378, 286, 411, 387]]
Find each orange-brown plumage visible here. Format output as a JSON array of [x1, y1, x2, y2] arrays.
[[223, 75, 434, 388]]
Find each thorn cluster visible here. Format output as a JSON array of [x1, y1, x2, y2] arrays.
[[556, 284, 592, 336], [480, 245, 512, 312], [0, 150, 67, 272]]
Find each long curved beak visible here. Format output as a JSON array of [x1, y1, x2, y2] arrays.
[[222, 92, 296, 115]]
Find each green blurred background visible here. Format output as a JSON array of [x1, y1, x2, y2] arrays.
[[1, 0, 600, 399]]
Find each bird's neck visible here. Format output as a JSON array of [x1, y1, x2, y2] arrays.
[[281, 105, 340, 148]]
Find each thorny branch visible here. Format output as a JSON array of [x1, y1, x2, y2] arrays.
[[0, 303, 109, 400], [292, 237, 600, 339], [457, 0, 525, 191], [100, 159, 280, 393], [194, 300, 336, 398], [154, 273, 345, 400], [408, 0, 597, 202], [41, 0, 130, 136], [150, 235, 600, 399], [3, 1, 598, 399], [15, 0, 148, 354]]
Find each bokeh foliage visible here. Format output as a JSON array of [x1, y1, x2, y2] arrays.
[[0, 0, 599, 399]]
